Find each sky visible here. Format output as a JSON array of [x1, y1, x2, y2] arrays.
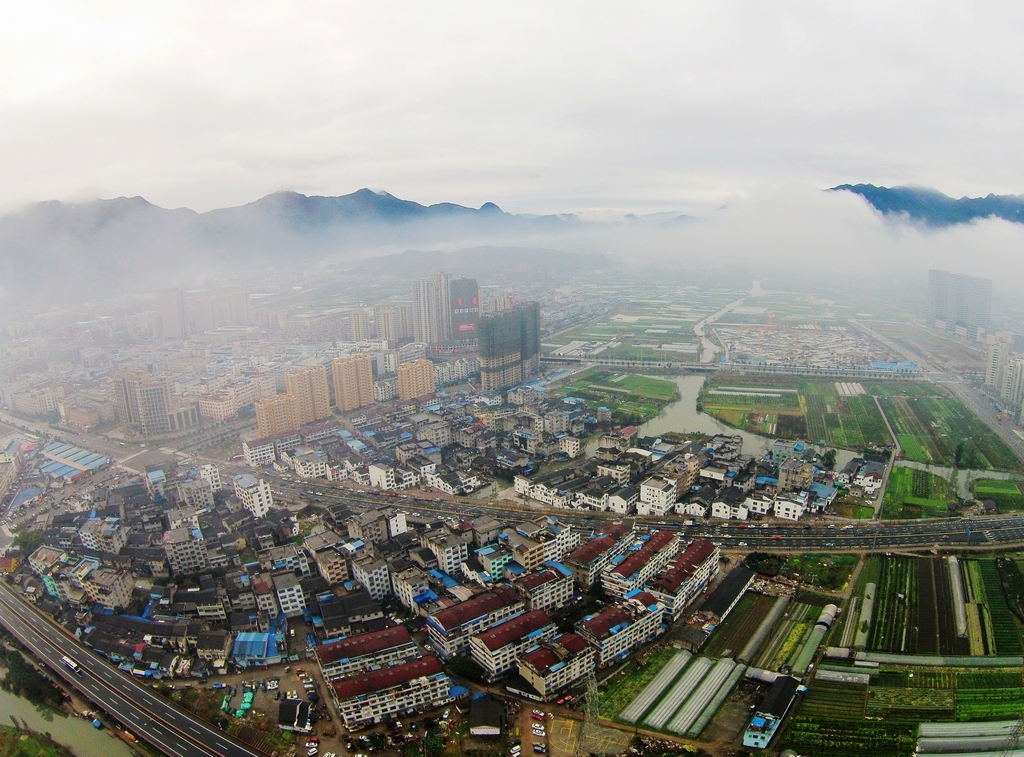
[[3, 2, 1024, 215]]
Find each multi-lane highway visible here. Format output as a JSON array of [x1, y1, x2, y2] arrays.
[[272, 475, 1024, 552], [0, 580, 267, 757]]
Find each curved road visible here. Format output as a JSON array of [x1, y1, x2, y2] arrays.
[[0, 580, 267, 757]]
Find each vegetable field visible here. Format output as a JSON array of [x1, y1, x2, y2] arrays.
[[699, 374, 893, 450], [704, 592, 775, 657], [783, 665, 1024, 757], [881, 466, 958, 519], [879, 395, 1021, 471], [557, 369, 678, 424], [870, 557, 919, 653], [973, 479, 1024, 512], [864, 556, 1024, 656]]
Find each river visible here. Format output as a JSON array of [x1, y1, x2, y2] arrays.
[[0, 687, 134, 757], [589, 374, 857, 468]]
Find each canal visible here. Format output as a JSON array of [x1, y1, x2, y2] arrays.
[[590, 374, 857, 468], [0, 686, 135, 757]]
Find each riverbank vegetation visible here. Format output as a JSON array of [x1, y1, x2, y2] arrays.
[[0, 725, 75, 757]]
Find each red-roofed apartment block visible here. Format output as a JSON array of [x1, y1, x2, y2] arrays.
[[330, 655, 452, 729], [600, 530, 680, 599], [316, 625, 418, 681], [513, 568, 573, 612], [563, 524, 634, 588], [427, 585, 523, 659], [515, 632, 595, 700], [648, 539, 720, 620], [576, 591, 664, 667], [469, 609, 557, 681]]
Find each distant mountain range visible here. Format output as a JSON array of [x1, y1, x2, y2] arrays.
[[0, 189, 584, 308], [831, 184, 1024, 227]]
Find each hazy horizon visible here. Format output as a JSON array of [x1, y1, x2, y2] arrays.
[[5, 3, 1024, 217]]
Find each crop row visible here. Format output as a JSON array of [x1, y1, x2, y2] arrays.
[[978, 560, 1023, 655], [781, 717, 917, 757], [870, 557, 918, 653]]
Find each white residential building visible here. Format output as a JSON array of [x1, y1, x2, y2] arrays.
[[352, 556, 391, 601], [199, 463, 223, 492], [242, 439, 276, 467], [559, 436, 582, 458], [637, 476, 678, 516], [773, 497, 808, 521], [273, 572, 307, 617], [710, 501, 749, 520], [607, 486, 639, 515], [391, 565, 432, 611], [232, 474, 274, 518], [422, 530, 469, 575], [162, 527, 209, 575]]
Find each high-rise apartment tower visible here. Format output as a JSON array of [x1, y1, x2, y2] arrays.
[[478, 302, 541, 392], [928, 270, 992, 337], [332, 354, 375, 412]]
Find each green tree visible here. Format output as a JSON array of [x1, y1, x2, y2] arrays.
[[446, 656, 486, 681], [14, 530, 44, 556], [822, 448, 838, 470]]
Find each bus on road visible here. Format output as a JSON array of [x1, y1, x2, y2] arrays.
[[60, 656, 82, 675]]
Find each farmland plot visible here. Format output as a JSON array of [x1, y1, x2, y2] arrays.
[[879, 396, 1021, 471], [974, 479, 1024, 512], [699, 374, 892, 449], [881, 467, 957, 520], [704, 593, 775, 658], [870, 557, 919, 653]]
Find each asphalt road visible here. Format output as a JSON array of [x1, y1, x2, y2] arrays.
[[0, 580, 267, 757], [272, 476, 1024, 553]]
